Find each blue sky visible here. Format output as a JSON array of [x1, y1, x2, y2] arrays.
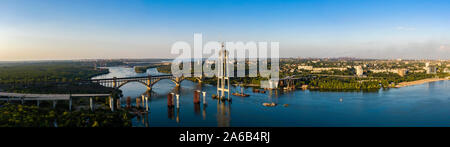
[[1, 0, 449, 60]]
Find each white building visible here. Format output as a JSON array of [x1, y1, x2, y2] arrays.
[[424, 62, 437, 74], [444, 68, 450, 73], [312, 67, 348, 72], [298, 65, 313, 70], [370, 69, 408, 76], [424, 66, 437, 74], [355, 66, 363, 77]]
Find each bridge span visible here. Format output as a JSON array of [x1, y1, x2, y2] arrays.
[[0, 92, 110, 100], [90, 74, 203, 91]]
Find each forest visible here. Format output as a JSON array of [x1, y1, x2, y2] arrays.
[[0, 103, 132, 127], [0, 62, 113, 94]]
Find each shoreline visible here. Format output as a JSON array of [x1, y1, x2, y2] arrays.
[[395, 77, 450, 88]]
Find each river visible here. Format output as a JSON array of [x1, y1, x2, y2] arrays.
[[93, 67, 450, 127]]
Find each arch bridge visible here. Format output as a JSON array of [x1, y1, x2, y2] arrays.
[[90, 74, 204, 91]]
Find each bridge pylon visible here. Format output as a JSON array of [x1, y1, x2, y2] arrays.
[[217, 43, 230, 101]]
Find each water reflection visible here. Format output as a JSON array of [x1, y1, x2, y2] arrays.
[[202, 104, 207, 120], [168, 106, 175, 120], [176, 108, 180, 123], [135, 112, 149, 127], [194, 103, 201, 115], [217, 101, 231, 127]]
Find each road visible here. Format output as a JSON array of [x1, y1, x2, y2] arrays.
[[0, 92, 110, 100]]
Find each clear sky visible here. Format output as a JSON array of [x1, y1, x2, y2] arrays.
[[1, 0, 449, 61]]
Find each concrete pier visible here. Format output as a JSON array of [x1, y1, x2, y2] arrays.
[[109, 97, 114, 112], [141, 95, 145, 107], [126, 97, 131, 109], [136, 97, 141, 108], [202, 91, 206, 105], [167, 93, 174, 107], [116, 98, 121, 109], [90, 97, 94, 111], [69, 98, 72, 111], [53, 100, 57, 109], [176, 94, 180, 109], [145, 96, 149, 111]]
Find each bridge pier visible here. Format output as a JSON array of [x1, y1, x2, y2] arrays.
[[147, 76, 152, 92], [145, 96, 149, 112], [37, 100, 40, 107], [167, 93, 174, 107], [112, 77, 117, 89], [136, 97, 141, 109], [53, 100, 57, 109], [90, 97, 94, 112], [176, 94, 180, 109], [69, 98, 72, 111], [109, 96, 114, 112], [141, 95, 145, 107], [116, 98, 121, 110], [202, 91, 207, 105]]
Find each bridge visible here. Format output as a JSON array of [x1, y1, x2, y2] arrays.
[[0, 74, 206, 112], [89, 74, 204, 91], [0, 92, 110, 100], [0, 92, 113, 111]]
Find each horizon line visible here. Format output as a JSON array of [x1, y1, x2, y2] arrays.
[[1, 57, 449, 62]]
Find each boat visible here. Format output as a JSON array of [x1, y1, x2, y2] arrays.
[[233, 86, 250, 97], [262, 102, 277, 107], [253, 88, 266, 93], [211, 94, 218, 99], [232, 92, 249, 97]]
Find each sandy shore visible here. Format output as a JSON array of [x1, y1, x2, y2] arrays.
[[395, 77, 450, 88]]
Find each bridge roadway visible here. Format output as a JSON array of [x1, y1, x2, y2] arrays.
[[89, 74, 173, 81], [0, 74, 175, 101], [0, 92, 110, 101]]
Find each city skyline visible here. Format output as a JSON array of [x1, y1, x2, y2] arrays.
[[1, 0, 450, 61]]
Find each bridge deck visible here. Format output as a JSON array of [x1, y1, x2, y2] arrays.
[[0, 92, 110, 101], [0, 97, 70, 101], [91, 74, 173, 81]]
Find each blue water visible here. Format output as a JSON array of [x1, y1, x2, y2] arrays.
[[93, 67, 450, 127]]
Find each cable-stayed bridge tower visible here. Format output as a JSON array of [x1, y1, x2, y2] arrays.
[[217, 43, 230, 101]]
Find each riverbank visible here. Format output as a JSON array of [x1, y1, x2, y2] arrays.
[[232, 83, 260, 87], [395, 77, 450, 88]]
